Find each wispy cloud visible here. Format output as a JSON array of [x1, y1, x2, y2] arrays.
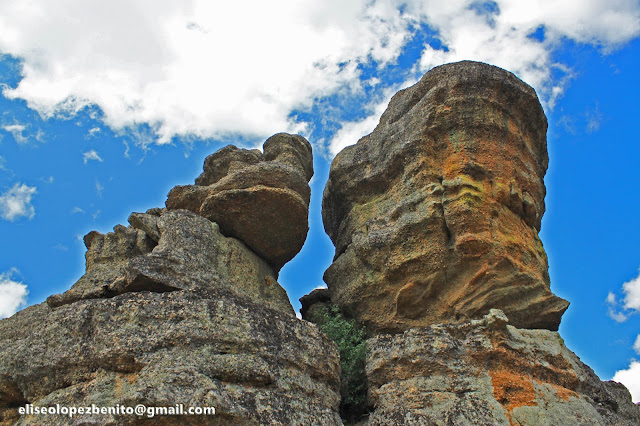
[[0, 1, 636, 153], [634, 335, 640, 355], [328, 87, 395, 157], [607, 269, 640, 322], [0, 182, 37, 221], [87, 127, 101, 137], [83, 149, 103, 164], [71, 206, 85, 214], [2, 123, 28, 144], [0, 270, 28, 319], [95, 180, 104, 198], [0, 155, 6, 171], [586, 105, 603, 133]]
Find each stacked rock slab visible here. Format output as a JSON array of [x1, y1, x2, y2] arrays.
[[366, 310, 640, 425], [323, 60, 569, 333], [166, 133, 313, 271], [0, 134, 342, 425]]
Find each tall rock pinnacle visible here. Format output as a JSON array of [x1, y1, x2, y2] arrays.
[[322, 61, 569, 333]]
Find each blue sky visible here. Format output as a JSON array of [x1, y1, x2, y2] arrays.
[[1, 0, 639, 400]]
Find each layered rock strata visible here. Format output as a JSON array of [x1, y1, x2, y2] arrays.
[[322, 61, 569, 333], [0, 287, 341, 425], [365, 310, 640, 425], [166, 133, 313, 271]]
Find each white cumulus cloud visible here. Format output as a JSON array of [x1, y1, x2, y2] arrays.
[[607, 269, 640, 322], [0, 0, 637, 154], [0, 182, 37, 221], [0, 271, 28, 319], [82, 149, 103, 164], [613, 361, 640, 403]]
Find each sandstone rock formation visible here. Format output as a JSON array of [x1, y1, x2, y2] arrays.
[[1, 287, 340, 425], [2, 63, 635, 426], [46, 209, 292, 315], [322, 60, 569, 333], [166, 133, 313, 271], [366, 310, 640, 425], [1, 137, 342, 425]]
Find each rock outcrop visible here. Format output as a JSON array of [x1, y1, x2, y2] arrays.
[[0, 136, 342, 425], [366, 310, 640, 425], [1, 286, 341, 425], [2, 63, 636, 426], [166, 133, 313, 271], [322, 61, 569, 333], [46, 209, 292, 315]]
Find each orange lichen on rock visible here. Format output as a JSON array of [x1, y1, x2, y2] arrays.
[[322, 61, 569, 333], [490, 370, 537, 424], [549, 382, 579, 402]]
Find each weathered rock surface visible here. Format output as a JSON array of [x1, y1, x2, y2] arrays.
[[166, 133, 313, 271], [299, 288, 332, 320], [0, 289, 341, 425], [366, 310, 640, 425], [323, 61, 569, 333], [0, 207, 341, 425], [47, 208, 293, 316]]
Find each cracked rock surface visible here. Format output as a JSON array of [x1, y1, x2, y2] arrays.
[[46, 208, 293, 316], [0, 289, 341, 425]]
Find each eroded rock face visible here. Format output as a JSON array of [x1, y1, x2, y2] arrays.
[[0, 289, 341, 425], [300, 288, 332, 320], [47, 208, 293, 316], [166, 133, 313, 271], [323, 61, 569, 333], [0, 208, 341, 425], [366, 310, 640, 425]]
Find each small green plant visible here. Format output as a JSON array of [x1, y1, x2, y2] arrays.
[[308, 304, 368, 424]]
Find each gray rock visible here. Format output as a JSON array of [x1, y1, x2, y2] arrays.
[[0, 288, 341, 425], [299, 288, 332, 320], [47, 209, 293, 316], [365, 310, 640, 425]]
